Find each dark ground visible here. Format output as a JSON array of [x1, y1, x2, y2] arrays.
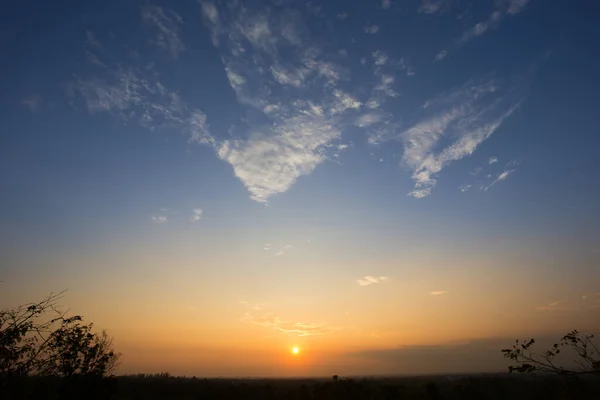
[[3, 373, 600, 399]]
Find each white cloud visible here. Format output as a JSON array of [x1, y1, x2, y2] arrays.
[[356, 276, 389, 286], [141, 5, 185, 59], [430, 290, 447, 295], [336, 12, 348, 20], [263, 244, 271, 251], [538, 300, 574, 312], [366, 121, 400, 145], [355, 112, 384, 128], [241, 312, 346, 336], [457, 12, 503, 46], [471, 166, 483, 176], [372, 50, 388, 66], [70, 68, 211, 145], [152, 215, 167, 223], [274, 244, 292, 256], [365, 74, 398, 110], [303, 59, 341, 86], [435, 50, 448, 62], [483, 169, 516, 191], [187, 110, 212, 145], [419, 0, 446, 13], [225, 68, 246, 88], [375, 80, 523, 198], [435, 1, 529, 62], [330, 89, 362, 115], [507, 0, 530, 14], [381, 0, 392, 10], [374, 74, 398, 98], [200, 2, 366, 202], [217, 114, 342, 203], [270, 64, 307, 87], [459, 184, 472, 192], [364, 25, 380, 34], [489, 156, 498, 164], [190, 208, 203, 222]]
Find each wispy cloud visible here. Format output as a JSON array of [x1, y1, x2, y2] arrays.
[[435, 50, 448, 61], [356, 276, 389, 286], [470, 167, 483, 176], [538, 300, 574, 312], [239, 301, 269, 311], [419, 0, 446, 14], [242, 312, 346, 336], [370, 80, 522, 198], [381, 0, 392, 10], [372, 50, 388, 66], [151, 215, 167, 223], [483, 169, 516, 191], [489, 156, 498, 164], [355, 112, 385, 128], [85, 30, 102, 49], [539, 294, 600, 312], [68, 44, 212, 145], [364, 25, 380, 34], [274, 244, 292, 256], [459, 184, 471, 192], [435, 1, 530, 61], [190, 208, 203, 222], [430, 290, 447, 295], [22, 95, 41, 112], [141, 5, 185, 59], [507, 0, 530, 15], [201, 1, 362, 203]]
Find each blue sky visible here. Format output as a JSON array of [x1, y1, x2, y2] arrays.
[[1, 0, 600, 376]]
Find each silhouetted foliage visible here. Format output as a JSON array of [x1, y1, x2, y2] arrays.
[[0, 291, 120, 382], [502, 329, 600, 376]]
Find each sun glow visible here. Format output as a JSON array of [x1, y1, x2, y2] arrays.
[[291, 347, 299, 355]]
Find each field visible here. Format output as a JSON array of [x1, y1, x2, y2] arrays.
[[4, 374, 600, 399]]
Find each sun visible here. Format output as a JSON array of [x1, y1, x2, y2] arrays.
[[291, 347, 300, 355]]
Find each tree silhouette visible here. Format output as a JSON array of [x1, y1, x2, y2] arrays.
[[501, 330, 600, 376], [0, 291, 120, 381]]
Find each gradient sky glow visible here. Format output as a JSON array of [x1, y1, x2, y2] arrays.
[[1, 0, 600, 377]]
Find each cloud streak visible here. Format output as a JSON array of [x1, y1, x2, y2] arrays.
[[538, 300, 575, 312], [241, 312, 346, 336], [152, 215, 167, 223], [435, 0, 530, 61], [142, 5, 185, 59], [483, 169, 516, 191], [369, 80, 522, 198], [356, 276, 389, 286]]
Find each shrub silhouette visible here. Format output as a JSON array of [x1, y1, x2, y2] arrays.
[[0, 291, 120, 381], [502, 329, 600, 376]]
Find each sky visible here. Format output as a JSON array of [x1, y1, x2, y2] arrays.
[[1, 0, 600, 377]]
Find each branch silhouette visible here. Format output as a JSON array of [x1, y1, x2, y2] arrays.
[[501, 330, 600, 376]]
